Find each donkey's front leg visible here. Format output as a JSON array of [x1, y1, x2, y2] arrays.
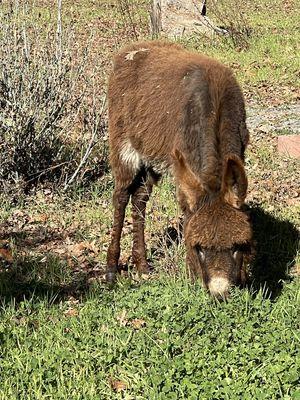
[[131, 179, 153, 274], [106, 185, 130, 283]]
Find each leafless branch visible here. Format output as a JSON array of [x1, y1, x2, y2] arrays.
[[63, 93, 107, 191], [56, 0, 62, 66]]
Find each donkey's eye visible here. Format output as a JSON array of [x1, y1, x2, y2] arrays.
[[196, 245, 205, 262], [232, 245, 244, 264]]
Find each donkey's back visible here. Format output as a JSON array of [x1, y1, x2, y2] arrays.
[[108, 40, 248, 183]]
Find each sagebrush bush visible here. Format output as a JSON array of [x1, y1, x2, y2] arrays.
[[0, 3, 107, 196]]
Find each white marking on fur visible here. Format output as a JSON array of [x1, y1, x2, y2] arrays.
[[120, 141, 141, 171], [125, 48, 149, 61], [208, 277, 230, 297]]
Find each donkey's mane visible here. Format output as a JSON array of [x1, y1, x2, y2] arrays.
[[185, 199, 252, 249]]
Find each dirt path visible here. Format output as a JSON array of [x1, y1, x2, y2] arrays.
[[247, 103, 300, 134]]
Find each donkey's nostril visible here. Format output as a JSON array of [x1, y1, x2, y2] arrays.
[[208, 277, 230, 298]]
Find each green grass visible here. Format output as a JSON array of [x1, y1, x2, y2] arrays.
[[180, 0, 300, 100], [1, 278, 299, 399]]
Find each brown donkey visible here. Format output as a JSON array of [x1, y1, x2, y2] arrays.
[[106, 41, 252, 297]]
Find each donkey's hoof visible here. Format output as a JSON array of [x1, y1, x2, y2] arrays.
[[106, 271, 117, 284]]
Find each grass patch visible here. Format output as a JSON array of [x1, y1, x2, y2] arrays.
[[0, 278, 299, 399]]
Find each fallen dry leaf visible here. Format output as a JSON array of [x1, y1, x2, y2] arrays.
[[64, 308, 79, 317], [290, 264, 300, 277], [38, 213, 49, 222], [66, 296, 80, 306], [110, 379, 128, 392], [131, 318, 146, 329], [0, 241, 13, 263]]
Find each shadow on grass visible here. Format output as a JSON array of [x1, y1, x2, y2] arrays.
[[0, 226, 104, 304], [150, 219, 184, 258], [249, 206, 299, 298], [151, 206, 299, 299], [0, 256, 93, 304]]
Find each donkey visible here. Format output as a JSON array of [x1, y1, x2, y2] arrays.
[[106, 41, 252, 298]]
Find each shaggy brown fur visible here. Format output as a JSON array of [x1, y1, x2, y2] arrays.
[[106, 40, 252, 297]]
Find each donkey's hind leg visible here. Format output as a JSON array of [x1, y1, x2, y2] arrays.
[[106, 181, 131, 283], [131, 169, 158, 274]]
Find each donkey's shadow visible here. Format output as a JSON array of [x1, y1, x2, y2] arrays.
[[151, 206, 299, 298], [249, 205, 299, 298]]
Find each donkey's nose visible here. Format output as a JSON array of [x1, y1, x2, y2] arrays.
[[208, 277, 230, 299]]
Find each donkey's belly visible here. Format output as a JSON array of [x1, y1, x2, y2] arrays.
[[120, 138, 171, 175]]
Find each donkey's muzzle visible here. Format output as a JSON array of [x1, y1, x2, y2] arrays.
[[208, 276, 230, 299]]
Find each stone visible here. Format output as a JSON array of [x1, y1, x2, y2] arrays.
[[277, 135, 300, 159]]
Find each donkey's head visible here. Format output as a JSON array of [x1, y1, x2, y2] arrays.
[[173, 150, 252, 298], [185, 200, 252, 298]]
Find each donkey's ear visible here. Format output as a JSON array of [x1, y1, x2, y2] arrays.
[[222, 154, 247, 208], [172, 149, 204, 211]]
